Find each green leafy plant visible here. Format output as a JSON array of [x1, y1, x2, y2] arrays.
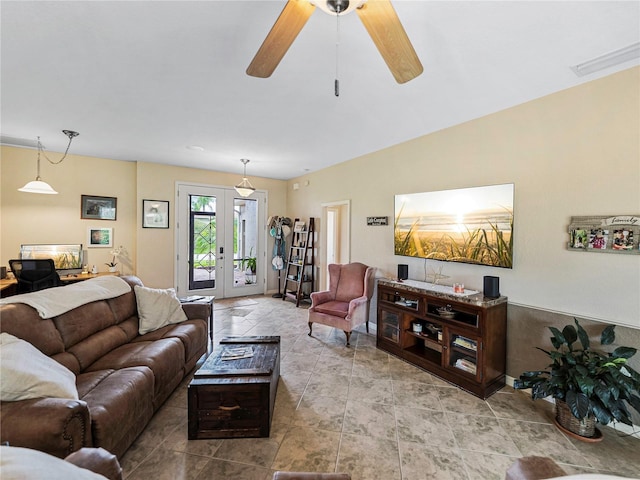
[[514, 318, 640, 427], [241, 247, 256, 273]]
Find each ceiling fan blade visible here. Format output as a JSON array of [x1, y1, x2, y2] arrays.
[[247, 0, 316, 78], [356, 0, 423, 84]]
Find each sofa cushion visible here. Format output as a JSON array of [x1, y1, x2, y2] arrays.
[[313, 300, 350, 318], [85, 338, 185, 405], [0, 446, 108, 480], [54, 301, 119, 349], [131, 320, 207, 366], [0, 333, 78, 401], [0, 303, 65, 356], [66, 325, 130, 373], [79, 367, 155, 459], [134, 286, 187, 335]]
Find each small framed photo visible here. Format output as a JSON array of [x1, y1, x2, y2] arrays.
[[81, 195, 117, 220], [143, 199, 170, 229], [87, 227, 113, 248]]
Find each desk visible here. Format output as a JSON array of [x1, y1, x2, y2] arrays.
[[59, 272, 120, 284], [0, 272, 120, 298]]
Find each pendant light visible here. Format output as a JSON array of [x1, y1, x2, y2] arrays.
[[18, 130, 79, 194], [234, 158, 256, 197]]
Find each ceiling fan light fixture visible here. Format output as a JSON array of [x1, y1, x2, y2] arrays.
[[310, 0, 366, 15], [234, 159, 256, 197]]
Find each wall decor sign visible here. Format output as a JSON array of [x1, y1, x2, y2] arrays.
[[87, 227, 113, 248], [367, 216, 389, 226], [142, 199, 170, 228], [81, 195, 117, 220], [568, 215, 640, 255]]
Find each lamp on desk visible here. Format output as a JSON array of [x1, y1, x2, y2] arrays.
[[18, 130, 79, 195]]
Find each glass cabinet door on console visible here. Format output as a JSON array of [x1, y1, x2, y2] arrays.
[[379, 309, 400, 344], [445, 331, 482, 382]]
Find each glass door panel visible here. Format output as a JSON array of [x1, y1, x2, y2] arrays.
[[231, 196, 258, 289], [177, 183, 265, 299], [189, 195, 216, 290]]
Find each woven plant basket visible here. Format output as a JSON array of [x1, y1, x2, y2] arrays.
[[555, 399, 596, 438]]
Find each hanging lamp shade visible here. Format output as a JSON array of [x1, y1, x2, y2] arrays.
[[17, 130, 78, 195], [234, 159, 256, 197], [18, 179, 58, 194]]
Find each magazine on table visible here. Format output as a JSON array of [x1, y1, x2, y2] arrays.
[[220, 346, 254, 360]]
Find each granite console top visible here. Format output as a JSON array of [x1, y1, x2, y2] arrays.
[[377, 278, 507, 308]]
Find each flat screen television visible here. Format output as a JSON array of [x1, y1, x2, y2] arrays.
[[394, 183, 514, 268], [20, 244, 84, 275]]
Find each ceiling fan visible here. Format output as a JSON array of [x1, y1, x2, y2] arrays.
[[246, 0, 423, 84]]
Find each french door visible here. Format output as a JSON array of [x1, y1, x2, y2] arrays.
[[176, 183, 265, 298]]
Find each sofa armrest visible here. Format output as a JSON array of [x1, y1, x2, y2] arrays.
[[181, 302, 210, 321], [65, 447, 123, 480], [505, 456, 567, 480], [0, 398, 92, 458], [310, 290, 333, 309]]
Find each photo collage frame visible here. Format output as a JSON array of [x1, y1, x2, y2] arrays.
[[568, 215, 640, 255]]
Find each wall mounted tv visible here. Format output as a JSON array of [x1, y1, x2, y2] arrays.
[[394, 183, 514, 268]]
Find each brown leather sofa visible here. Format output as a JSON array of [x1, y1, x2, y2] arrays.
[[0, 275, 208, 459], [64, 447, 123, 480], [1, 446, 123, 480]]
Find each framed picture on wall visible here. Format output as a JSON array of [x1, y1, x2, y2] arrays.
[[81, 195, 117, 220], [87, 227, 113, 248], [142, 199, 169, 229]]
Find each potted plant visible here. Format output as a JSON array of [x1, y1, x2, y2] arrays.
[[240, 248, 257, 284], [105, 245, 126, 273], [514, 318, 640, 441], [105, 259, 118, 273]]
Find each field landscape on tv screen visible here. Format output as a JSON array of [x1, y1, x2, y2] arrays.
[[394, 184, 514, 268]]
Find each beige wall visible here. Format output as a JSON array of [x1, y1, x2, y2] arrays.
[[1, 149, 288, 290], [287, 67, 640, 329], [135, 161, 287, 289], [1, 147, 138, 273]]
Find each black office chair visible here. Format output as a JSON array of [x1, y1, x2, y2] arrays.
[[8, 259, 61, 294]]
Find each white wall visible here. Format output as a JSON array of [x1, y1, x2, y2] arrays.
[[286, 67, 640, 328]]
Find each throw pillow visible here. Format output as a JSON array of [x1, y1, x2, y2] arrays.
[[0, 332, 79, 401], [134, 285, 187, 335], [0, 446, 107, 480]]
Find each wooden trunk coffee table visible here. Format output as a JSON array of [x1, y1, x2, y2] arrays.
[[188, 336, 280, 439]]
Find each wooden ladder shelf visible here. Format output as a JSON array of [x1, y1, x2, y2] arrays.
[[283, 218, 315, 307]]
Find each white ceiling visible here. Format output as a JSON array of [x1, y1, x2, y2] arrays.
[[1, 1, 639, 180]]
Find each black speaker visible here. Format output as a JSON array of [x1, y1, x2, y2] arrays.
[[398, 264, 409, 280], [483, 276, 500, 298]]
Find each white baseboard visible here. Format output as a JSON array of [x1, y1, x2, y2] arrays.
[[505, 375, 639, 439]]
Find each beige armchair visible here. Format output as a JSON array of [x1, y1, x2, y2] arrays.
[[308, 263, 376, 346]]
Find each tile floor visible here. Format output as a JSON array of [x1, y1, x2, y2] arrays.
[[120, 295, 639, 480]]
